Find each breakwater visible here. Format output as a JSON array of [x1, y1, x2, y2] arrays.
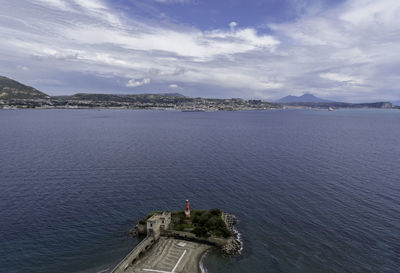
[[111, 236, 155, 273], [111, 210, 240, 273]]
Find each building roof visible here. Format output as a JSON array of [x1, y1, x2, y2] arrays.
[[147, 211, 170, 222]]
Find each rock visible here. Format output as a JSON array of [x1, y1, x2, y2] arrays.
[[221, 237, 241, 255], [129, 223, 147, 237], [221, 213, 242, 255]]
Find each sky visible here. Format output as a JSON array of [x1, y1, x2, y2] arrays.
[[0, 0, 399, 102]]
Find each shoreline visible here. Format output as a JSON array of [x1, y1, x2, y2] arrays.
[[191, 242, 212, 273], [2, 107, 398, 112], [0, 107, 280, 111], [199, 249, 210, 273]]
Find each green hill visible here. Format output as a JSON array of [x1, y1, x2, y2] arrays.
[[65, 93, 189, 103], [0, 76, 50, 100]]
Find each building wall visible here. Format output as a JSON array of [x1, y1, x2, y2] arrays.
[[146, 212, 171, 239], [110, 236, 155, 273], [160, 212, 171, 230], [111, 212, 173, 273]]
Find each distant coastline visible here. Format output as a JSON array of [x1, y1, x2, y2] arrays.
[[1, 99, 398, 111], [0, 96, 281, 111], [1, 75, 399, 110]]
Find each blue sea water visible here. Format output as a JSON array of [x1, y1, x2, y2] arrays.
[[0, 109, 399, 273]]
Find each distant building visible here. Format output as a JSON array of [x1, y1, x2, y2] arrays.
[[146, 211, 171, 239]]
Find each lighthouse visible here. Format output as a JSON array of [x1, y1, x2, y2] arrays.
[[184, 200, 190, 218]]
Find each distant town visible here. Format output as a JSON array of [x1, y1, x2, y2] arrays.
[[1, 93, 281, 111], [1, 75, 399, 111]]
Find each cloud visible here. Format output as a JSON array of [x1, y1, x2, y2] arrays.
[[126, 78, 151, 88], [17, 65, 30, 71], [320, 73, 364, 85], [266, 0, 400, 101], [31, 0, 71, 11], [169, 84, 179, 88], [32, 0, 120, 24], [60, 25, 279, 61], [340, 0, 400, 26], [1, 0, 400, 101], [154, 0, 193, 4], [0, 0, 281, 96], [229, 21, 237, 32]]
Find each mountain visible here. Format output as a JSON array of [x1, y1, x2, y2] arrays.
[[159, 93, 185, 97], [282, 101, 398, 109], [63, 93, 187, 103], [277, 93, 333, 103], [392, 101, 400, 106], [0, 76, 50, 100]]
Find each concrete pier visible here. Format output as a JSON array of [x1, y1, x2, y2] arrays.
[[111, 236, 156, 273], [110, 211, 210, 273], [111, 237, 210, 273], [110, 210, 239, 273], [126, 237, 210, 273]]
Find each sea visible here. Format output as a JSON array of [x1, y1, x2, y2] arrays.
[[0, 109, 399, 273]]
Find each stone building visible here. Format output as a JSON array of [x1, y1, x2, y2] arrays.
[[146, 211, 171, 239]]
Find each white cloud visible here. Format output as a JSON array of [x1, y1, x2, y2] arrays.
[[73, 0, 106, 10], [126, 78, 151, 88], [31, 0, 70, 11], [17, 65, 30, 71], [169, 84, 179, 88], [61, 25, 278, 61], [154, 0, 193, 4], [1, 0, 400, 101], [266, 0, 400, 101], [0, 0, 281, 96], [72, 0, 121, 25], [320, 73, 364, 85], [229, 21, 237, 32], [340, 0, 400, 26]]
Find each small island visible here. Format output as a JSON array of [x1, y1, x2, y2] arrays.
[[111, 201, 241, 273]]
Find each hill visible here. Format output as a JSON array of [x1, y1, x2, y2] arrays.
[[160, 93, 185, 97], [282, 101, 398, 109], [0, 76, 50, 100], [277, 93, 332, 103], [392, 101, 400, 106], [62, 93, 188, 103]]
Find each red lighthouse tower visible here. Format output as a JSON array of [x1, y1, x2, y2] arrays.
[[184, 200, 190, 218]]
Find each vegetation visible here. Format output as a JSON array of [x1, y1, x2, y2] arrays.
[[138, 211, 162, 225], [0, 76, 49, 99], [1, 75, 399, 110], [67, 93, 188, 104], [0, 76, 281, 110], [171, 209, 232, 238]]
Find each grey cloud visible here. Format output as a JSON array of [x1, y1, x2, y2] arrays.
[[0, 0, 399, 102]]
